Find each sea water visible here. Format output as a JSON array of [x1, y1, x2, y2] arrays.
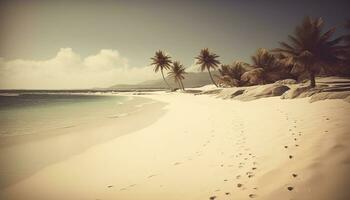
[[0, 92, 157, 188], [0, 93, 129, 137]]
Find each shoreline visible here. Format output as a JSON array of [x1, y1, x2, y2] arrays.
[[0, 96, 167, 189], [0, 93, 349, 200]]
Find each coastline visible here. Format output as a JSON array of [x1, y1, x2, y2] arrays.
[[0, 93, 350, 200], [0, 96, 167, 189]]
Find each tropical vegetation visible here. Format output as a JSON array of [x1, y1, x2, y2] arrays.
[[168, 61, 187, 90], [195, 48, 221, 87], [150, 17, 350, 90], [273, 17, 346, 87], [150, 50, 173, 90]]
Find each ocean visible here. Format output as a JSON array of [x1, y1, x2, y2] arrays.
[[0, 91, 162, 188], [0, 93, 130, 137]]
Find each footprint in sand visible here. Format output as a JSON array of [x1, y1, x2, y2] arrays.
[[246, 171, 254, 178], [249, 194, 257, 198], [147, 174, 158, 178]]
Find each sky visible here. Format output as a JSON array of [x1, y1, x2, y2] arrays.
[[0, 0, 349, 89]]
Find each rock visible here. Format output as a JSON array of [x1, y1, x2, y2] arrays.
[[241, 68, 264, 86], [281, 86, 310, 99], [272, 85, 290, 96], [218, 77, 240, 87], [309, 91, 350, 103], [230, 89, 245, 98], [274, 79, 297, 85]]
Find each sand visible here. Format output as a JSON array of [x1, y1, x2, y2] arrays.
[[0, 93, 349, 200]]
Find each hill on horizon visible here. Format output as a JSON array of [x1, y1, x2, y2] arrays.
[[109, 71, 219, 89]]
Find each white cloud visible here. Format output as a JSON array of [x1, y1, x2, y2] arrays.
[[186, 59, 201, 72], [0, 48, 158, 89]]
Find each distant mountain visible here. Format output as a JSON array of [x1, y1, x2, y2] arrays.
[[109, 72, 219, 89]]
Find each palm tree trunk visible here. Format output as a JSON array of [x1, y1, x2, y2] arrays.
[[208, 68, 218, 87], [309, 71, 316, 88], [161, 69, 172, 90], [180, 79, 185, 91], [177, 80, 182, 90]]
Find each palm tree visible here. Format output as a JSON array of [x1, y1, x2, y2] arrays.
[[195, 48, 221, 87], [273, 16, 346, 87], [251, 48, 294, 83], [216, 61, 249, 87], [150, 50, 172, 90], [168, 61, 187, 90], [251, 48, 277, 72]]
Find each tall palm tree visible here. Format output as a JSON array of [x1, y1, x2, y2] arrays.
[[168, 61, 187, 90], [195, 48, 221, 87], [273, 16, 346, 87], [150, 50, 172, 90]]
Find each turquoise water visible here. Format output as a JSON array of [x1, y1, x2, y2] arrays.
[[0, 93, 129, 137]]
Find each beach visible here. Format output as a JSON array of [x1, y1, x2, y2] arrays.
[[0, 94, 167, 189], [0, 92, 350, 200]]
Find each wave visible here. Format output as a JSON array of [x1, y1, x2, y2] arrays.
[[0, 93, 20, 97]]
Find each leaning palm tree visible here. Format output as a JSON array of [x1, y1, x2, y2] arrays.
[[195, 48, 221, 87], [273, 16, 346, 87], [168, 61, 187, 90], [150, 50, 172, 90]]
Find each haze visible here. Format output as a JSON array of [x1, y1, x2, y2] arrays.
[[0, 0, 349, 89]]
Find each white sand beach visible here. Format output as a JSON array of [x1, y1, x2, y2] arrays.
[[0, 92, 350, 200]]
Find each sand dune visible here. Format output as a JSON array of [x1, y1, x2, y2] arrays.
[[0, 93, 349, 200]]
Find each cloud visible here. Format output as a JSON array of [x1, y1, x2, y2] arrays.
[[0, 48, 158, 89], [186, 59, 201, 72]]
